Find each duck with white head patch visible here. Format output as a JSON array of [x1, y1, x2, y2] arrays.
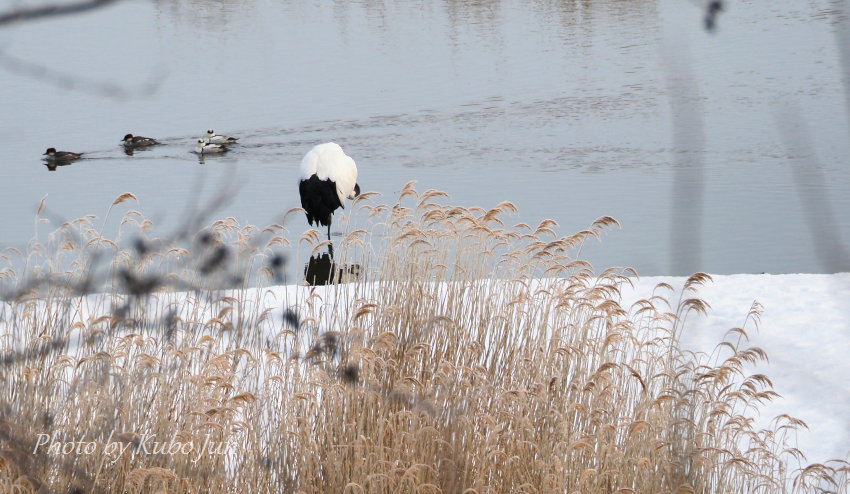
[[299, 142, 360, 241], [195, 139, 228, 155], [205, 130, 238, 144]]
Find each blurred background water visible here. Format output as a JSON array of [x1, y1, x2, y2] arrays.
[[0, 0, 848, 276]]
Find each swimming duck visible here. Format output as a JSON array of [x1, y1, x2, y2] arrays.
[[195, 139, 228, 154], [122, 133, 159, 148], [43, 147, 83, 161], [205, 130, 238, 144]]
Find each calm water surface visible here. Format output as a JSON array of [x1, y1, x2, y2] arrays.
[[1, 0, 849, 276]]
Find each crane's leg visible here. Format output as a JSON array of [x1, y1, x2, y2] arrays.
[[327, 215, 334, 259]]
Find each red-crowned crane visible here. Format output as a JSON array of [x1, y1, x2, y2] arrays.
[[299, 142, 360, 241]]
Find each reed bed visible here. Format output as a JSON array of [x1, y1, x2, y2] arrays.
[[0, 185, 846, 493]]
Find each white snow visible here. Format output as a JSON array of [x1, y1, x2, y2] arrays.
[[13, 270, 848, 467], [618, 272, 850, 465]]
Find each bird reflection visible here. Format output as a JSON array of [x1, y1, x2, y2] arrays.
[[123, 146, 156, 157], [124, 146, 158, 157], [41, 160, 77, 172], [304, 252, 361, 286]]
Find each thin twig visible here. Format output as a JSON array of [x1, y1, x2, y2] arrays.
[[0, 50, 166, 100], [0, 0, 120, 27]]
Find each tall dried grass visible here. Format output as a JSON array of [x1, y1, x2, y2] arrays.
[[0, 186, 846, 493]]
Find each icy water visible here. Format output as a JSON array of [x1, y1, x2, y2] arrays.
[[1, 0, 849, 276]]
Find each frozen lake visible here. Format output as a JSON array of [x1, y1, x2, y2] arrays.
[[1, 0, 849, 276]]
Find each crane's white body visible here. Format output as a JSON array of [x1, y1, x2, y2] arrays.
[[299, 142, 358, 207]]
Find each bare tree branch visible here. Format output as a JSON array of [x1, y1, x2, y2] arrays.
[[0, 0, 120, 27], [0, 50, 166, 99], [664, 41, 705, 275], [776, 104, 850, 272], [830, 0, 850, 140]]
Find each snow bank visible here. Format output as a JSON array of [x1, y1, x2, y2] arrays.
[[618, 273, 850, 464]]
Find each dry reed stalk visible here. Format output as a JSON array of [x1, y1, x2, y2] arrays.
[[0, 189, 845, 493]]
